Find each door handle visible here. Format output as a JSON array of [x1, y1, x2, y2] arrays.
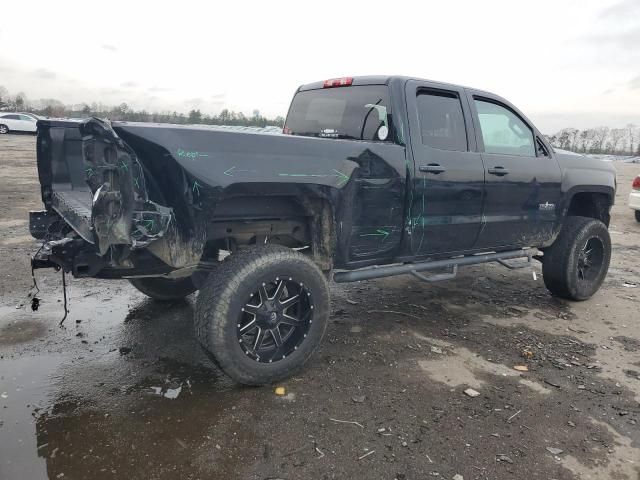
[[419, 164, 446, 174], [488, 166, 509, 176]]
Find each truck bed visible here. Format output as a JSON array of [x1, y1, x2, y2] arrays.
[[51, 189, 93, 243]]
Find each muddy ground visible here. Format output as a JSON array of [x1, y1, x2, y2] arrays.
[[1, 133, 639, 480]]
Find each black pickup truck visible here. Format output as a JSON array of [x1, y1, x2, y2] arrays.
[[30, 76, 616, 384]]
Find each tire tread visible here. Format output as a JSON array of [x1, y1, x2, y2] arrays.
[[195, 245, 329, 385], [542, 216, 610, 300]]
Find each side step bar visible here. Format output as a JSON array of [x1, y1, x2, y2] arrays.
[[333, 248, 538, 283]]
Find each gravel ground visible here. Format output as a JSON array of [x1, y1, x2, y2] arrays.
[[1, 134, 639, 480]]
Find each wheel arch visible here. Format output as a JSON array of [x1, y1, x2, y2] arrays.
[[206, 184, 338, 272], [562, 186, 614, 227]]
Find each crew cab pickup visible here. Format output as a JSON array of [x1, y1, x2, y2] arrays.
[[30, 76, 616, 384]]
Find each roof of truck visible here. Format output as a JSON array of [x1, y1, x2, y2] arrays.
[[297, 75, 496, 98], [298, 75, 394, 91]]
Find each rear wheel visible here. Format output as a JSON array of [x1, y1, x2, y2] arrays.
[[129, 276, 197, 301], [0, 125, 9, 134], [635, 210, 640, 222], [542, 216, 611, 300], [195, 245, 330, 385]]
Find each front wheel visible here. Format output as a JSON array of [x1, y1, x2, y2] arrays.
[[635, 210, 640, 223], [195, 245, 330, 385], [0, 124, 9, 134], [129, 276, 197, 301], [542, 216, 611, 301]]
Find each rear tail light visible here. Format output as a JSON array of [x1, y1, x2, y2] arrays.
[[633, 176, 640, 190], [323, 77, 353, 88]]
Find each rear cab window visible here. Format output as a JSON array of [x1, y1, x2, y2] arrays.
[[284, 85, 393, 142]]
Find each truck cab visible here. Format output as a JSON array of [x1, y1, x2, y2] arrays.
[[285, 76, 569, 265]]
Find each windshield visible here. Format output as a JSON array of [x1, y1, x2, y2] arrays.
[[284, 85, 393, 142]]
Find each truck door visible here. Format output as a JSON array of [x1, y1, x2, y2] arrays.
[[405, 80, 485, 256], [466, 91, 562, 249]]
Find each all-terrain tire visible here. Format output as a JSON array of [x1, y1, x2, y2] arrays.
[[129, 276, 197, 301], [0, 124, 9, 134], [635, 210, 640, 223], [195, 245, 330, 385], [542, 216, 611, 301]]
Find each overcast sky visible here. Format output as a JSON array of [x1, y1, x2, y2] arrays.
[[1, 0, 639, 132]]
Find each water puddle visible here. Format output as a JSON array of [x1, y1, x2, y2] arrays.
[[0, 355, 64, 480], [0, 287, 249, 478]]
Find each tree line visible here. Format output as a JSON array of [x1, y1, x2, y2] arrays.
[[547, 125, 640, 156], [2, 85, 638, 155], [0, 85, 284, 128]]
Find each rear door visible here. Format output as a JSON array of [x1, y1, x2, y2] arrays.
[[405, 80, 485, 256], [467, 91, 561, 248]]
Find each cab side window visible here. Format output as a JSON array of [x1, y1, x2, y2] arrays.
[[474, 99, 535, 157], [416, 90, 468, 152]]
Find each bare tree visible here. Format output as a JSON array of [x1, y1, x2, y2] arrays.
[[579, 129, 594, 152], [592, 127, 609, 153], [627, 124, 638, 155], [0, 85, 8, 110], [608, 128, 625, 154], [14, 92, 27, 111]]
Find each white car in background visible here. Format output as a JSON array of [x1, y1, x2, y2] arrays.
[[0, 113, 39, 134], [630, 175, 640, 222]]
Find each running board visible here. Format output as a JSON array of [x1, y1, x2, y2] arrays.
[[333, 248, 538, 283], [411, 265, 458, 283]]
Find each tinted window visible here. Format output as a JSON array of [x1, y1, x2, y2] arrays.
[[474, 99, 535, 156], [3, 114, 20, 120], [284, 85, 392, 141], [416, 90, 467, 151], [20, 115, 35, 121]]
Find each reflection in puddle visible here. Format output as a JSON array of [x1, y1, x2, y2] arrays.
[[0, 355, 64, 480], [1, 290, 250, 479]]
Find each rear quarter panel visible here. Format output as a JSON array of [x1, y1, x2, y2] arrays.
[[113, 123, 408, 268]]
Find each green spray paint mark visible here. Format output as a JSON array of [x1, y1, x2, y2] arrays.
[[224, 166, 257, 177], [143, 219, 154, 231], [119, 160, 128, 172], [332, 169, 349, 186], [177, 149, 209, 159], [277, 169, 349, 186], [192, 180, 202, 196], [278, 173, 327, 177], [134, 177, 140, 189], [359, 229, 390, 241], [412, 215, 426, 227], [85, 167, 95, 177]]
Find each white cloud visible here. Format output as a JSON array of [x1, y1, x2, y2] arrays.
[[0, 0, 639, 131]]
